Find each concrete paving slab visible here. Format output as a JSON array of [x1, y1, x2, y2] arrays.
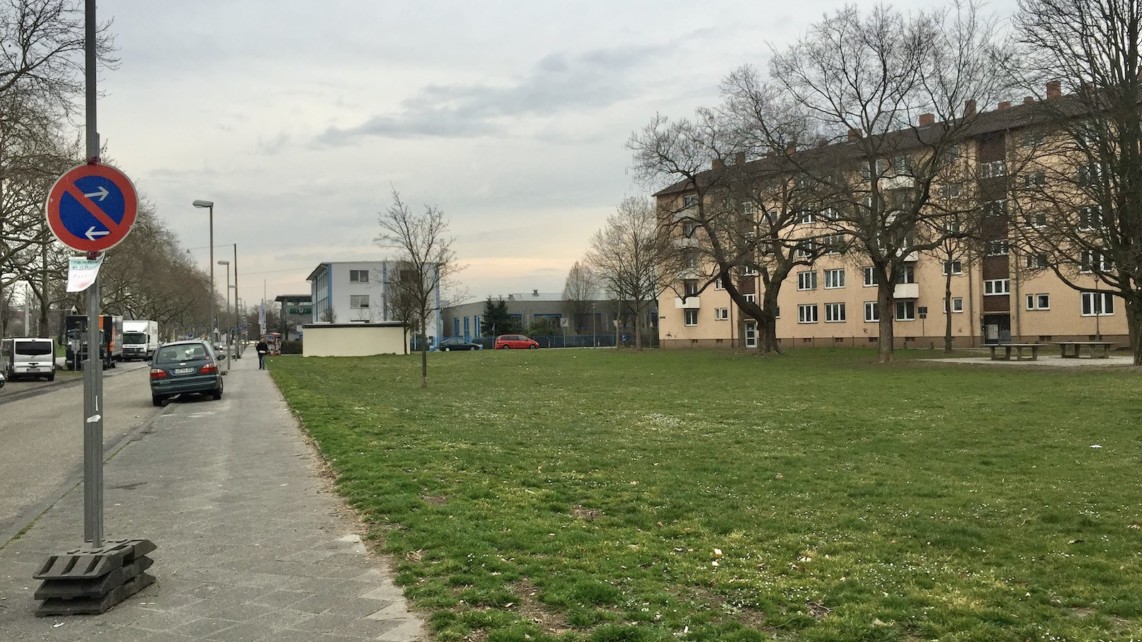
[[0, 352, 426, 641]]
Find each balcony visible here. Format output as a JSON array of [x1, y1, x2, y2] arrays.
[[894, 283, 919, 299], [674, 296, 701, 309]]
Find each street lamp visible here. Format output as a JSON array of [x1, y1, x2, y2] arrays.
[[591, 304, 597, 348], [218, 259, 231, 372], [192, 200, 215, 341], [232, 243, 240, 357]]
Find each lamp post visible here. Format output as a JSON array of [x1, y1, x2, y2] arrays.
[[591, 304, 597, 348], [192, 200, 214, 341], [218, 259, 231, 372], [232, 243, 240, 357]]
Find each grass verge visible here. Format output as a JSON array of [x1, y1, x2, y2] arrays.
[[270, 348, 1142, 641]]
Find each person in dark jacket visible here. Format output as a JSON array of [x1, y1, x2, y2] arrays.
[[255, 339, 269, 370]]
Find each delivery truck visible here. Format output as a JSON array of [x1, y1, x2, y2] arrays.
[[122, 319, 160, 361], [64, 314, 123, 370]]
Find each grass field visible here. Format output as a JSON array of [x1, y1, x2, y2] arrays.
[[269, 348, 1142, 641]]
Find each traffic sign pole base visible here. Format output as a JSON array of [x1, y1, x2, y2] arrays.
[[33, 539, 156, 616]]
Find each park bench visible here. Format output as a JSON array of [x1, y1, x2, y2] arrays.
[[988, 343, 1042, 361], [1055, 341, 1115, 359]]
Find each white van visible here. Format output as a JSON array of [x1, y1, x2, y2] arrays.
[[1, 337, 57, 382]]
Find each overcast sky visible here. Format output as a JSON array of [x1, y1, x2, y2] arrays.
[[96, 0, 1018, 306]]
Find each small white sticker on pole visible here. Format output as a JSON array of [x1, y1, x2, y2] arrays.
[[67, 256, 105, 292]]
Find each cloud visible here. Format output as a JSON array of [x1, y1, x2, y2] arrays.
[[316, 43, 667, 144]]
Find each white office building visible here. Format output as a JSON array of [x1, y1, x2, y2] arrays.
[[306, 261, 442, 343]]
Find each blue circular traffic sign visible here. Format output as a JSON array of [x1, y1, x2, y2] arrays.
[[45, 164, 138, 253]]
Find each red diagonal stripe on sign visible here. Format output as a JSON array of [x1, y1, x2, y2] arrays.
[[61, 182, 119, 234]]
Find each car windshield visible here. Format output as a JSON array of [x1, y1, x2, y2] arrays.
[[124, 332, 147, 343], [155, 344, 209, 363]]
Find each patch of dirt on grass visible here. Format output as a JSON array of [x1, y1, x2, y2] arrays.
[[515, 578, 573, 636], [672, 584, 772, 632], [572, 505, 602, 521], [421, 494, 449, 505]]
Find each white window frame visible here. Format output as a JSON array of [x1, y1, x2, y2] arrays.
[[684, 309, 699, 326], [1080, 250, 1110, 273], [797, 271, 817, 291], [985, 240, 1009, 256], [743, 293, 757, 304], [942, 260, 963, 275], [349, 294, 370, 309], [895, 300, 916, 321], [798, 304, 819, 324], [348, 269, 369, 283], [984, 279, 1010, 296], [741, 265, 759, 277], [863, 267, 878, 287], [1081, 291, 1114, 316], [1025, 293, 1050, 311], [1025, 254, 1048, 269], [895, 265, 916, 284], [980, 160, 1007, 178], [944, 297, 964, 314], [824, 269, 845, 289], [714, 307, 729, 321], [864, 301, 880, 322], [825, 302, 846, 323]]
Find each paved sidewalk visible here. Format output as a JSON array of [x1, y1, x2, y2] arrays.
[[0, 351, 426, 641]]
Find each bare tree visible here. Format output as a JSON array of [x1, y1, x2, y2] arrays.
[[375, 188, 458, 388], [585, 197, 677, 350], [562, 260, 598, 334], [1006, 0, 1142, 364], [769, 1, 1008, 362], [383, 260, 420, 354]]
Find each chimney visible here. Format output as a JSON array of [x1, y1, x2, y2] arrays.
[[964, 99, 977, 117], [1046, 80, 1062, 99], [1023, 96, 1034, 104], [734, 152, 746, 165], [712, 158, 725, 170], [847, 128, 862, 141], [998, 101, 1011, 110], [919, 113, 935, 127], [786, 141, 797, 155]]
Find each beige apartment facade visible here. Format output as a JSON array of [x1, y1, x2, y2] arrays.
[[657, 91, 1130, 351]]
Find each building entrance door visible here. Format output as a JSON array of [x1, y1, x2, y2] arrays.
[[982, 314, 1011, 344], [744, 321, 757, 349]]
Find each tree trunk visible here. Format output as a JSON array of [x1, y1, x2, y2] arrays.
[[943, 270, 954, 353], [634, 300, 644, 351], [419, 319, 428, 388], [760, 290, 782, 354], [878, 281, 895, 363], [1126, 295, 1142, 366]]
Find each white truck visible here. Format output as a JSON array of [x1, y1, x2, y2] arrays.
[[122, 320, 160, 361]]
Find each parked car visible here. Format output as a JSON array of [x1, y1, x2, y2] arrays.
[[434, 337, 482, 351], [494, 334, 539, 350], [1, 337, 56, 382], [149, 340, 225, 407]]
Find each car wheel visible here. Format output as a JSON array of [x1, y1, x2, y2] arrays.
[[213, 380, 223, 400], [443, 347, 451, 352], [47, 371, 56, 382], [152, 395, 165, 407], [529, 344, 538, 349]]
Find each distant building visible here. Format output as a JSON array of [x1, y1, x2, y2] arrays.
[[273, 294, 312, 341], [306, 261, 442, 344], [442, 291, 638, 347]]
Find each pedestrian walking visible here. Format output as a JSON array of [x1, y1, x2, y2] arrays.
[[256, 338, 269, 370]]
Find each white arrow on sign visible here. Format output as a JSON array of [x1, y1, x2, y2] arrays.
[[84, 186, 109, 201], [85, 226, 111, 240]]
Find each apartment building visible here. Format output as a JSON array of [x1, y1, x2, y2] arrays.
[[656, 89, 1130, 350], [306, 261, 442, 341]]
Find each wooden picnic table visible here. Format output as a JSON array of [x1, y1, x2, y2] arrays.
[[1055, 341, 1115, 359], [988, 343, 1043, 361]]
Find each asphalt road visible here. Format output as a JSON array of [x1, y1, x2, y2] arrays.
[[0, 361, 154, 540]]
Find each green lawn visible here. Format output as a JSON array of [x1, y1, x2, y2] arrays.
[[269, 349, 1142, 641]]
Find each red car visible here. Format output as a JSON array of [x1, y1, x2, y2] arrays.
[[494, 334, 539, 350]]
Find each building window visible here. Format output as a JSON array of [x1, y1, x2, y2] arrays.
[[1078, 205, 1104, 230], [863, 267, 878, 287], [684, 280, 699, 296], [797, 209, 815, 224], [1081, 291, 1114, 316], [1021, 170, 1046, 187], [824, 269, 845, 289], [1080, 250, 1110, 273], [983, 199, 1008, 218], [714, 307, 729, 321], [980, 160, 1007, 178], [714, 276, 725, 290], [939, 183, 962, 199], [743, 293, 757, 304], [1026, 294, 1050, 310], [684, 309, 699, 325], [984, 279, 1010, 295], [1077, 162, 1102, 186], [795, 240, 816, 258], [798, 304, 819, 324], [942, 260, 963, 275], [824, 234, 846, 254], [864, 301, 880, 322], [1025, 254, 1048, 269], [348, 269, 369, 283], [681, 220, 698, 237], [1026, 211, 1048, 228], [683, 194, 698, 208], [822, 207, 840, 221], [944, 297, 964, 314], [895, 265, 916, 284], [350, 294, 370, 309], [797, 271, 817, 291], [741, 265, 759, 277], [825, 302, 846, 322], [895, 300, 916, 321], [985, 240, 1009, 256]]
